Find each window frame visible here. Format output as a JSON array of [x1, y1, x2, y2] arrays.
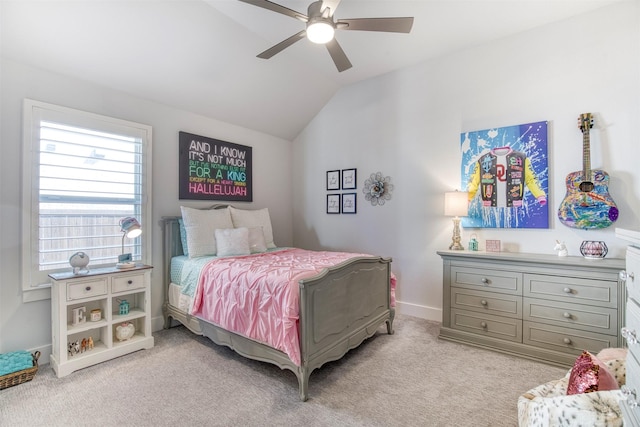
[[22, 99, 152, 300]]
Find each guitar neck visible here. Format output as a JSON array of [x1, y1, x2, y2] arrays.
[[582, 125, 591, 181]]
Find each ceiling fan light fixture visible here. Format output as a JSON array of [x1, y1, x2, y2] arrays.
[[306, 20, 335, 44]]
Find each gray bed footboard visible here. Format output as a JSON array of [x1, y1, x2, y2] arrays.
[[160, 213, 394, 401]]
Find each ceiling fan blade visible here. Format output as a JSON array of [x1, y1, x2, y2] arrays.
[[325, 38, 352, 72], [337, 17, 414, 33], [237, 0, 308, 22], [321, 0, 341, 17], [257, 30, 306, 59]]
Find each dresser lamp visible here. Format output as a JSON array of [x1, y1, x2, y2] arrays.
[[444, 190, 469, 250], [116, 216, 141, 269]]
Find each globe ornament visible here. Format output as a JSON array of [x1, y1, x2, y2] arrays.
[[69, 252, 90, 275], [363, 172, 393, 206]]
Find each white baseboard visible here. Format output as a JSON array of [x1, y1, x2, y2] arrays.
[[29, 317, 165, 368], [33, 306, 437, 367], [152, 315, 166, 332], [395, 301, 442, 323], [28, 344, 52, 366], [152, 305, 441, 333]]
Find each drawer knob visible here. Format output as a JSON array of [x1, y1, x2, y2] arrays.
[[480, 300, 488, 306], [563, 312, 572, 319], [563, 338, 572, 344], [481, 278, 489, 284], [563, 287, 572, 294], [127, 280, 133, 285], [620, 270, 635, 282], [622, 327, 638, 345], [622, 385, 639, 408], [85, 286, 91, 291], [480, 322, 487, 329]]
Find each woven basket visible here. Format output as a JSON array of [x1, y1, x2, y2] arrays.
[[0, 351, 40, 390]]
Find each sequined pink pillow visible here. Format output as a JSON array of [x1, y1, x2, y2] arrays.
[[566, 350, 619, 395]]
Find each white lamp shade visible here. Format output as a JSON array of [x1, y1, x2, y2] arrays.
[[444, 191, 469, 217], [306, 21, 335, 44], [120, 217, 142, 238]]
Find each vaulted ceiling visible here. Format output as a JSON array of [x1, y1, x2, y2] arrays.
[[1, 0, 622, 140]]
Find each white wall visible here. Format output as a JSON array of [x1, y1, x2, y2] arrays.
[[0, 59, 293, 357], [292, 2, 640, 321]]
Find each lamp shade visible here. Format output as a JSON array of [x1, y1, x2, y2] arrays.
[[120, 216, 142, 238], [306, 20, 335, 44], [444, 191, 469, 217]]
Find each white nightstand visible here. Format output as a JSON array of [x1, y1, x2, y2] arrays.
[[49, 264, 154, 378]]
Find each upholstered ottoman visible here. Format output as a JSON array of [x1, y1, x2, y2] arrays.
[[518, 357, 626, 427]]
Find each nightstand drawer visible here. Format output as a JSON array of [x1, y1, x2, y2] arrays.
[[450, 308, 522, 342], [523, 321, 615, 355], [451, 287, 521, 319], [524, 273, 617, 308], [451, 266, 521, 295], [523, 298, 617, 334], [112, 273, 145, 293], [67, 279, 108, 301]]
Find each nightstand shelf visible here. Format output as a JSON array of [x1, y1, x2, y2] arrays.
[[49, 264, 154, 378]]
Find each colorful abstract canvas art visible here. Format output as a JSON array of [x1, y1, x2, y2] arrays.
[[460, 121, 549, 229]]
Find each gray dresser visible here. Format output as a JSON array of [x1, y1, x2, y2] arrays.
[[618, 228, 640, 425], [438, 250, 625, 367]]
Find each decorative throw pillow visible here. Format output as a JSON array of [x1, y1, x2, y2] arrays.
[[566, 350, 619, 395], [215, 227, 250, 257], [248, 226, 268, 253], [180, 206, 233, 258], [228, 206, 276, 248]]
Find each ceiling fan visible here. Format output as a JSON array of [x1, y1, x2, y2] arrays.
[[238, 0, 414, 72]]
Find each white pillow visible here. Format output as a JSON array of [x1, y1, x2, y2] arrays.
[[214, 227, 250, 257], [248, 226, 267, 253], [180, 206, 233, 258], [229, 206, 276, 248]]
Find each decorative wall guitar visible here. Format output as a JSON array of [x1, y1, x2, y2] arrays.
[[557, 113, 618, 229]]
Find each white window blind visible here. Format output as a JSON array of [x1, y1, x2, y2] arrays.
[[22, 100, 152, 292]]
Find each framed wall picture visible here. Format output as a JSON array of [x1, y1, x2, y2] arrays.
[[460, 121, 548, 228], [178, 131, 252, 201], [326, 170, 340, 191], [327, 194, 340, 214], [342, 193, 357, 214], [341, 168, 357, 190], [486, 240, 501, 252]]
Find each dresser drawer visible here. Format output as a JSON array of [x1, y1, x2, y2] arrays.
[[523, 298, 617, 335], [624, 299, 640, 350], [67, 278, 108, 301], [451, 288, 521, 319], [450, 266, 521, 295], [622, 350, 640, 422], [524, 273, 617, 308], [450, 308, 522, 342], [626, 246, 640, 304], [112, 273, 146, 293], [523, 321, 615, 355]]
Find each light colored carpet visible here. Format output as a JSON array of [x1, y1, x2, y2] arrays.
[[0, 315, 566, 426]]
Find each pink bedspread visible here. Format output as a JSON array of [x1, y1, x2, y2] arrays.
[[191, 248, 384, 366]]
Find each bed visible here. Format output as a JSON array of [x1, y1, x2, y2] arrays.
[[161, 205, 394, 401]]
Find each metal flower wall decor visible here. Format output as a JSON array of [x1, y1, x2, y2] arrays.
[[363, 172, 393, 206]]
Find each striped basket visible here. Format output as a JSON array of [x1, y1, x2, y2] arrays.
[[0, 351, 40, 390]]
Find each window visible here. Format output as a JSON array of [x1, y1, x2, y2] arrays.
[[22, 100, 152, 294]]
